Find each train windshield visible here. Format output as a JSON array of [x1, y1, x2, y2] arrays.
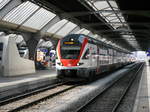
[[60, 34, 85, 59], [61, 46, 80, 59]]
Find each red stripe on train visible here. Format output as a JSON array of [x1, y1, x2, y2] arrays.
[[78, 38, 88, 59], [57, 40, 61, 59], [59, 37, 88, 67]]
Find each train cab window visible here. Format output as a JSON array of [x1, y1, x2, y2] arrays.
[[60, 35, 87, 59], [0, 43, 3, 61], [61, 47, 80, 59], [78, 35, 85, 43]]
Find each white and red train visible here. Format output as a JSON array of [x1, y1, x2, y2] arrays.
[[56, 34, 132, 79]]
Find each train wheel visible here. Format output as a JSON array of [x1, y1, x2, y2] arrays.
[[92, 70, 96, 78], [89, 70, 97, 81], [87, 71, 94, 82]]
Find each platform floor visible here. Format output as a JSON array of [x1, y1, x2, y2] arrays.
[[0, 68, 56, 88], [0, 68, 57, 99], [133, 62, 150, 112]]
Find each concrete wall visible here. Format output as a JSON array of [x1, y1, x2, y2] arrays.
[[0, 34, 35, 76]]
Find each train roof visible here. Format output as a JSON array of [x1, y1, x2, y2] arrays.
[[63, 34, 131, 54]]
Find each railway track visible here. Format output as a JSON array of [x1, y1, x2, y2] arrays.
[[76, 63, 144, 112], [0, 81, 80, 112], [0, 63, 143, 112]]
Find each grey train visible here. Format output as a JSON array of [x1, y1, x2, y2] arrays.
[[56, 34, 133, 79]]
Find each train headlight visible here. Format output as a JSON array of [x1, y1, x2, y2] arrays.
[[77, 63, 84, 66]]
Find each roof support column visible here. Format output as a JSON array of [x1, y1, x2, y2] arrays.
[[22, 33, 41, 60], [26, 37, 38, 60]]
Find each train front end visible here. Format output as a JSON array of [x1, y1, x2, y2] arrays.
[[56, 34, 88, 78]]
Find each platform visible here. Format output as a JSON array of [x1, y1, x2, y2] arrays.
[[133, 62, 150, 112], [0, 68, 57, 99]]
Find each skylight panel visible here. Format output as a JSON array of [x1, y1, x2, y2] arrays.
[[87, 32, 95, 37], [0, 0, 10, 9], [102, 12, 112, 16], [47, 19, 68, 34], [56, 22, 77, 37], [81, 29, 90, 35], [23, 8, 56, 30], [3, 1, 39, 25], [110, 19, 120, 22], [85, 0, 140, 50], [109, 1, 118, 9], [75, 28, 85, 34], [122, 34, 140, 50], [87, 0, 125, 29], [93, 1, 109, 10]]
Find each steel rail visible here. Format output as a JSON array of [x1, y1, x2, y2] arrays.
[[76, 63, 143, 112], [9, 84, 79, 112], [0, 80, 68, 106], [111, 63, 144, 112]]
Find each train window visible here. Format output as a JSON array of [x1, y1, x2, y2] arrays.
[[99, 48, 107, 55], [0, 43, 3, 61], [78, 35, 85, 43], [61, 46, 80, 50], [113, 50, 117, 56], [88, 39, 95, 44], [61, 48, 80, 59], [82, 49, 89, 59], [108, 49, 113, 55]]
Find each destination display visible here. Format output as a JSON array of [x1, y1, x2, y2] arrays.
[[64, 41, 75, 45]]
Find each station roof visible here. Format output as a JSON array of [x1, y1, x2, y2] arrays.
[[116, 0, 150, 51], [0, 0, 149, 52]]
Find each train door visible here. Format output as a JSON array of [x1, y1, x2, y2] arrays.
[[89, 45, 92, 67], [91, 45, 97, 68], [97, 46, 100, 67], [0, 43, 3, 65], [113, 49, 117, 64], [0, 42, 3, 76], [108, 48, 113, 65], [81, 46, 90, 67]]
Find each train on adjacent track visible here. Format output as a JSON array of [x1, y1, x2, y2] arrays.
[[56, 34, 133, 79]]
